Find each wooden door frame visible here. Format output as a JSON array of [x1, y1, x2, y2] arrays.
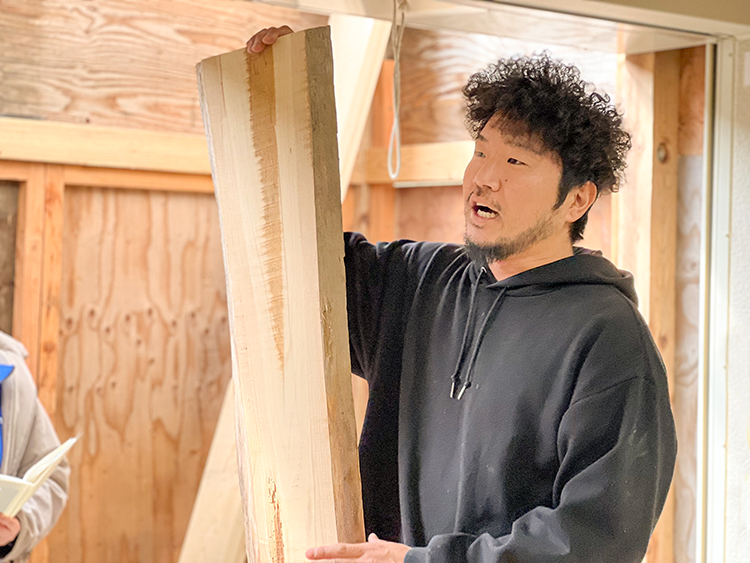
[[0, 159, 215, 404], [699, 37, 733, 563]]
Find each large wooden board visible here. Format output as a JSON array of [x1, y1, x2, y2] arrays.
[[197, 27, 364, 562]]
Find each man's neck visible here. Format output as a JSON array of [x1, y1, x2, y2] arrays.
[[487, 238, 574, 281]]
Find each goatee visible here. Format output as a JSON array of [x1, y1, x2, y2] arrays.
[[464, 213, 555, 264]]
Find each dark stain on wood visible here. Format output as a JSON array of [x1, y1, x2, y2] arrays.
[[247, 49, 285, 373], [268, 477, 285, 563]]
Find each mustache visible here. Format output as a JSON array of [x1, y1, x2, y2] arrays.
[[467, 186, 502, 212]]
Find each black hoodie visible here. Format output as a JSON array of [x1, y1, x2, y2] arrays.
[[345, 232, 677, 563]]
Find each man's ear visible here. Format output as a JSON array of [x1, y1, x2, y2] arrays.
[[565, 181, 598, 223]]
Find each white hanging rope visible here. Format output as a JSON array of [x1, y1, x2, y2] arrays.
[[387, 0, 408, 180]]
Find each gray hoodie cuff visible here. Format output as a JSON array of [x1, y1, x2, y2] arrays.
[[2, 511, 32, 562]]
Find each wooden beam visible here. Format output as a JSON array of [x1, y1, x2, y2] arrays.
[[0, 160, 35, 182], [253, 0, 749, 37], [11, 163, 46, 376], [366, 61, 398, 244], [645, 49, 680, 563], [178, 384, 246, 563], [0, 117, 211, 175], [329, 13, 390, 198], [615, 50, 680, 563], [36, 165, 65, 416], [351, 141, 473, 186], [671, 45, 705, 563], [0, 182, 19, 335], [197, 27, 364, 563], [63, 166, 214, 194], [614, 52, 655, 319]]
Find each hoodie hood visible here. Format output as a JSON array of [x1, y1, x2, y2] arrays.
[[452, 248, 638, 400], [467, 247, 638, 306]]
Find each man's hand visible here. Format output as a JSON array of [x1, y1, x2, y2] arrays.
[[0, 514, 20, 547], [246, 26, 295, 53], [306, 533, 410, 563]]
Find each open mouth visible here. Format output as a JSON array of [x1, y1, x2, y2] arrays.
[[473, 204, 499, 219]]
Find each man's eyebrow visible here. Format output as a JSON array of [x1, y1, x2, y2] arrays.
[[476, 133, 487, 142], [505, 137, 548, 156]]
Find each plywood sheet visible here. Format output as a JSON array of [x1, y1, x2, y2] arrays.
[[399, 28, 618, 144], [49, 186, 231, 563], [0, 0, 325, 134]]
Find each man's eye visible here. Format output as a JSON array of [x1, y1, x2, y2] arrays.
[[474, 151, 485, 158], [507, 158, 525, 165]]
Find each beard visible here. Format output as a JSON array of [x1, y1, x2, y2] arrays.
[[464, 211, 557, 264]]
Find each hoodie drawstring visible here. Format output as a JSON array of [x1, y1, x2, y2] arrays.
[[450, 270, 506, 400], [458, 289, 505, 399], [450, 274, 480, 399]]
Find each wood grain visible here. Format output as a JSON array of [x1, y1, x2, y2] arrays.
[[11, 163, 46, 376], [614, 52, 655, 319], [678, 47, 706, 156], [0, 182, 18, 334], [329, 14, 390, 198], [0, 0, 325, 134], [673, 46, 705, 563], [178, 384, 246, 563], [0, 117, 212, 175], [49, 185, 232, 563], [37, 165, 64, 416], [197, 28, 364, 562], [351, 142, 473, 186], [645, 49, 680, 563], [399, 27, 618, 144], [366, 60, 397, 245], [395, 185, 464, 244], [62, 166, 214, 194]]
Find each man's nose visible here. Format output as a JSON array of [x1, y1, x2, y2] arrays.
[[474, 161, 501, 192]]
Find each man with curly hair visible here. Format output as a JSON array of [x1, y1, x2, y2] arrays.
[[248, 28, 676, 563]]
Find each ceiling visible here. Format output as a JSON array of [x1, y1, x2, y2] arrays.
[[254, 0, 714, 54]]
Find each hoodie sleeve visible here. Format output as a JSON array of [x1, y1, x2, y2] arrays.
[[0, 399, 69, 562], [405, 315, 677, 563], [345, 232, 438, 380]]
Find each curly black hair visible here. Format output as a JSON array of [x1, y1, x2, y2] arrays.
[[462, 53, 631, 243]]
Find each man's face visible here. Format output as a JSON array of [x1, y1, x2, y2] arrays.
[[462, 116, 567, 262]]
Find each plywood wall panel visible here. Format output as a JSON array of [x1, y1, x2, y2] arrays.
[[0, 0, 325, 134], [50, 186, 231, 563], [398, 28, 618, 145], [0, 182, 18, 334], [395, 185, 464, 244]]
